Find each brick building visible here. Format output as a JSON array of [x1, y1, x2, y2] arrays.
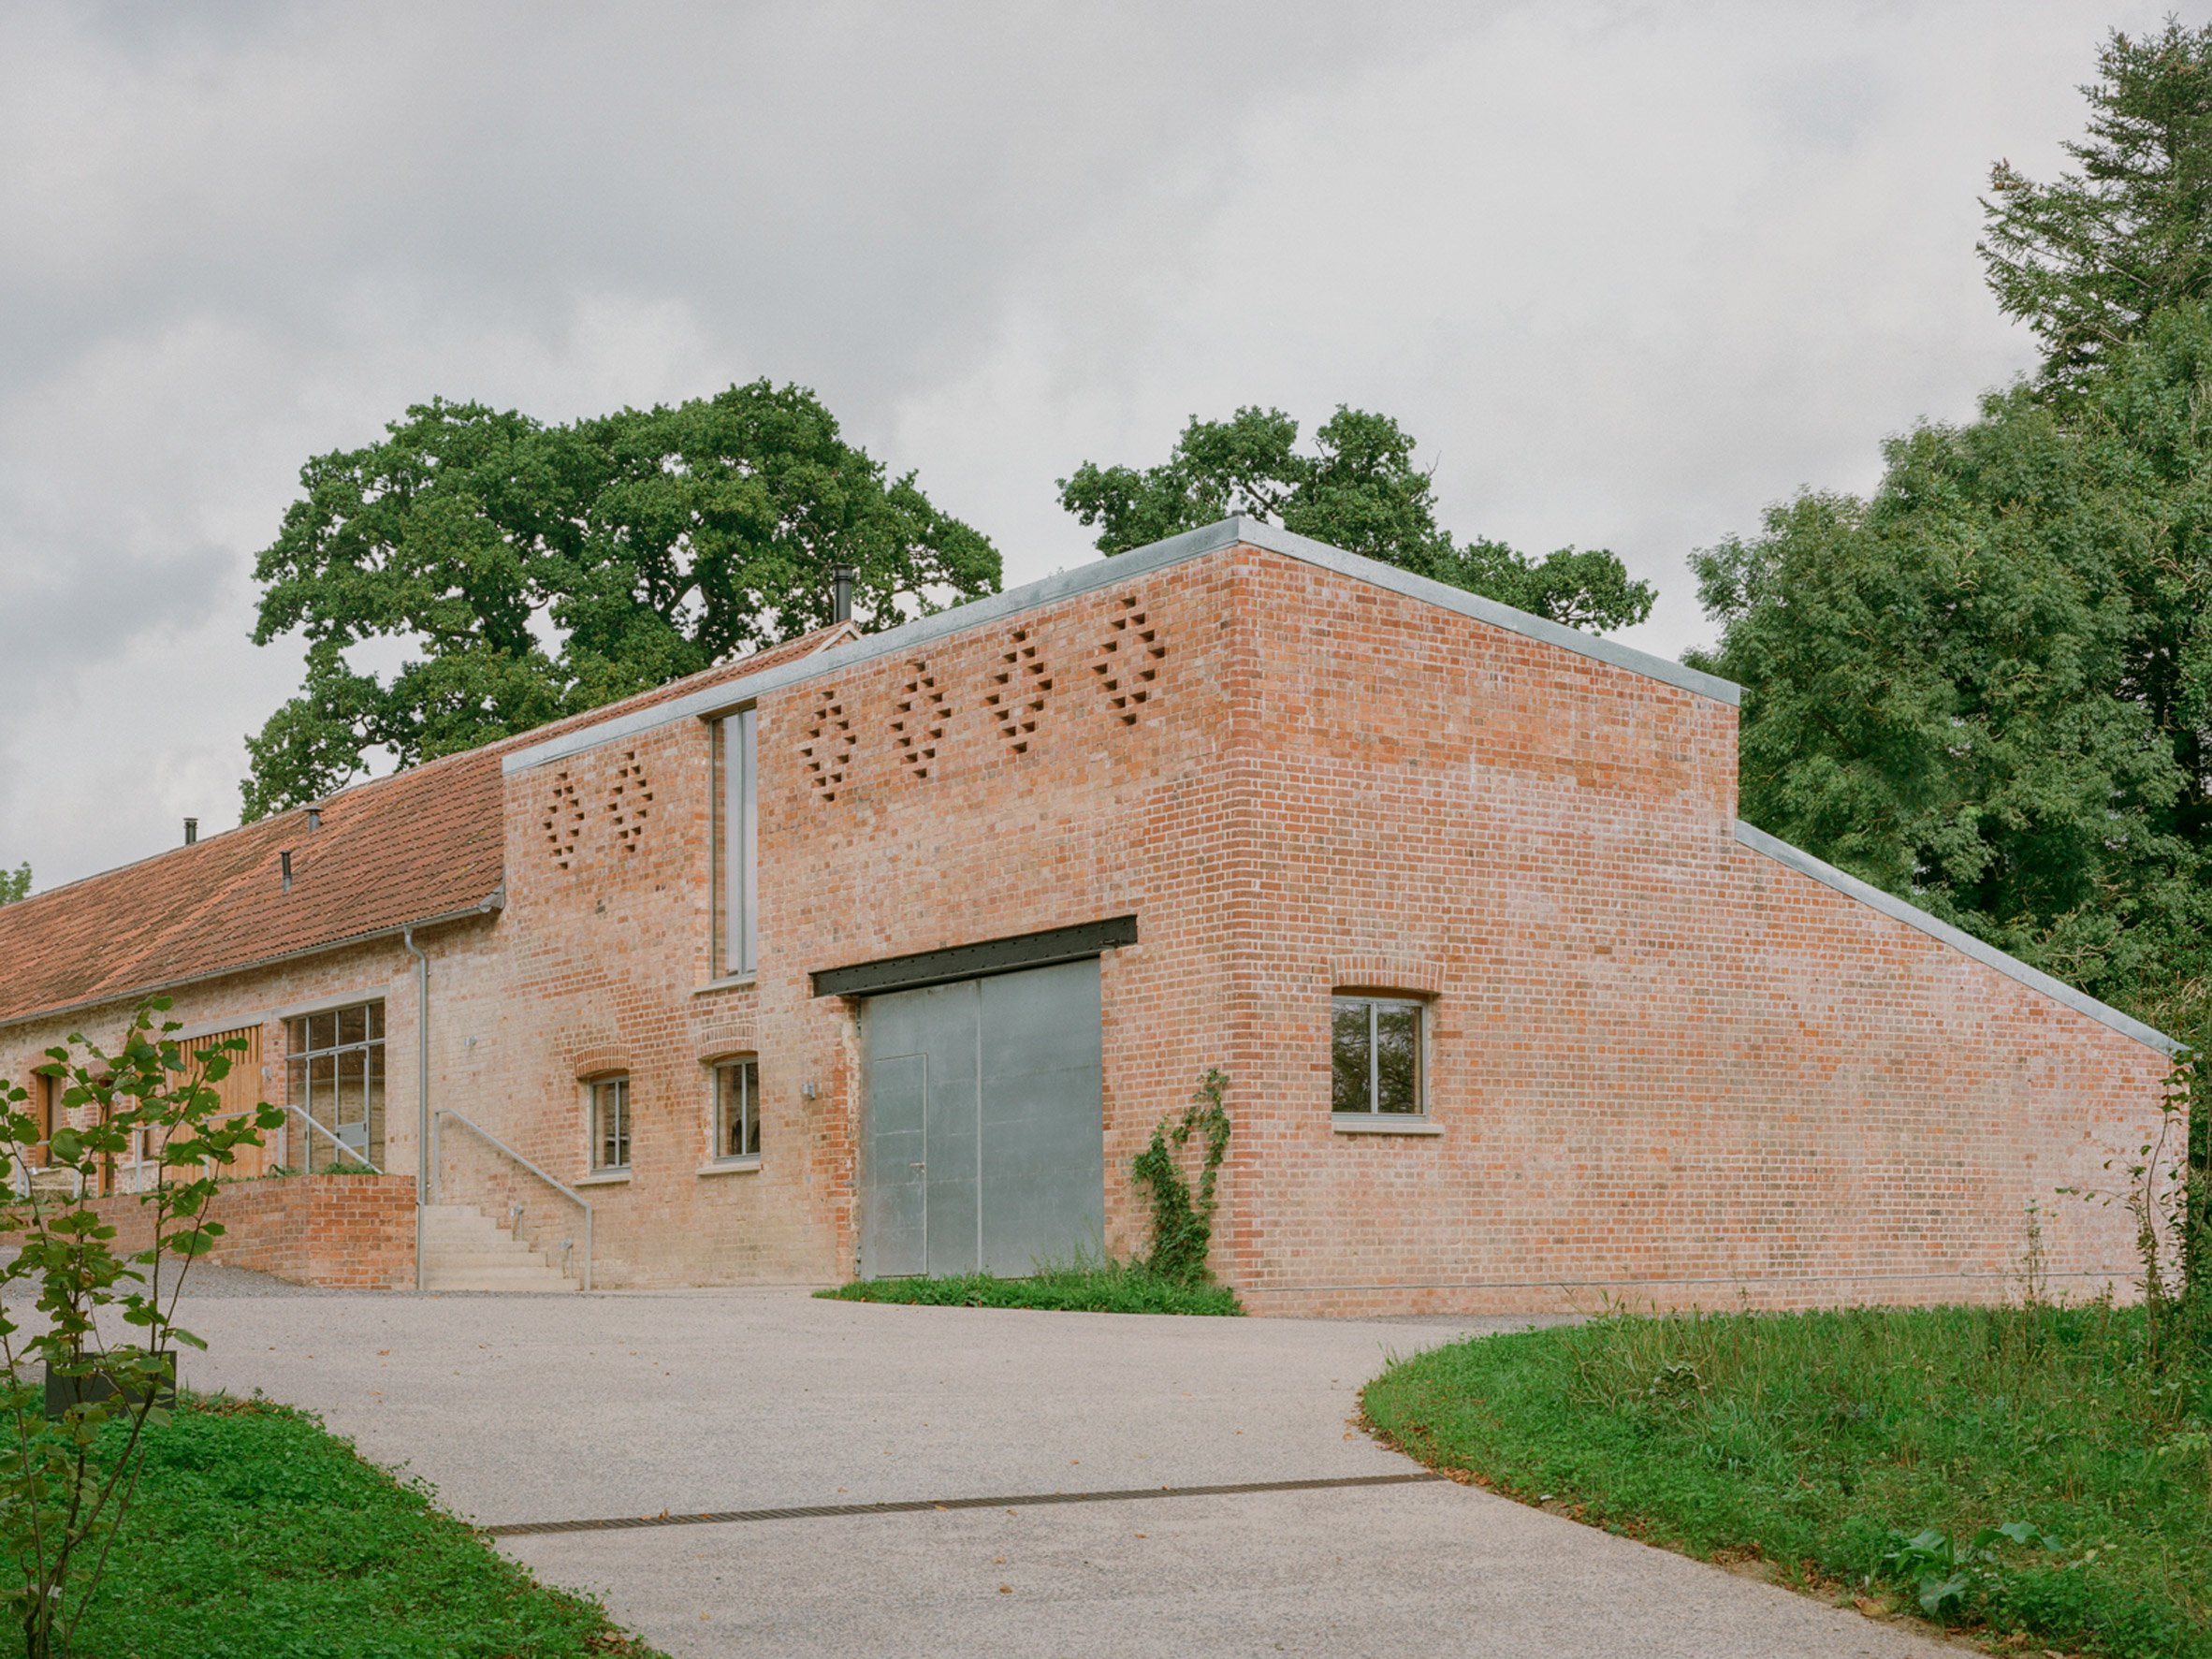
[[0, 518, 2179, 1311]]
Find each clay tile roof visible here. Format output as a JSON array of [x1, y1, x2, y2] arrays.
[[0, 622, 856, 1029]]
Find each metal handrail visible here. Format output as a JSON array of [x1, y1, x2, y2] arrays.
[[5, 1157, 83, 1201], [284, 1103, 380, 1173], [435, 1108, 592, 1290]]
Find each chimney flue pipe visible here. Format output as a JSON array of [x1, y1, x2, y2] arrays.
[[831, 563, 856, 624], [183, 818, 197, 846]]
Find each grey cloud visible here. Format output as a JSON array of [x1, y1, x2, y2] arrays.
[[4, 540, 235, 689], [0, 0, 2183, 892]]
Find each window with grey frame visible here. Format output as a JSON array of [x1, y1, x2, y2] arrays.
[[712, 1057, 761, 1162], [589, 1076, 631, 1171], [1331, 995, 1425, 1117], [285, 1001, 386, 1169], [718, 706, 758, 977]]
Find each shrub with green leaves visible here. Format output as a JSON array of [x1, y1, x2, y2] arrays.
[[0, 997, 282, 1659]]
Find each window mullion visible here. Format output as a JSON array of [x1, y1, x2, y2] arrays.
[[1368, 1001, 1380, 1114]]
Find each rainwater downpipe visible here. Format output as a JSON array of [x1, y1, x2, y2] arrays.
[[401, 924, 430, 1293]]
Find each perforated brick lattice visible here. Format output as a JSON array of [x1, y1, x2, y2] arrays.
[[891, 663, 950, 779], [1092, 595, 1165, 722], [986, 627, 1053, 755], [543, 773, 583, 869], [608, 751, 653, 853], [800, 692, 855, 801]]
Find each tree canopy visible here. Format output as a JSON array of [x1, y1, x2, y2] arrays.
[[1058, 405, 1655, 632], [1691, 305, 2212, 1012], [0, 866, 27, 906], [242, 382, 998, 818], [1982, 20, 2212, 387], [1696, 23, 2212, 1036]]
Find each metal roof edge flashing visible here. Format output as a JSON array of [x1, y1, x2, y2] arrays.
[[1732, 820, 2181, 1057], [502, 515, 1737, 775]]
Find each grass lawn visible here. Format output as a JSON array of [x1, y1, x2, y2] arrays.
[[1363, 1303, 2212, 1659], [820, 1259, 1242, 1316], [23, 1395, 659, 1659]]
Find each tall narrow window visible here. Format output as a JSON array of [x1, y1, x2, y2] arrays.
[[713, 1058, 761, 1162], [720, 706, 758, 977], [589, 1076, 631, 1171], [1331, 996, 1425, 1117]]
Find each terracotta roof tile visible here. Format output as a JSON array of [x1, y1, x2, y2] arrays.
[[0, 623, 855, 1028]]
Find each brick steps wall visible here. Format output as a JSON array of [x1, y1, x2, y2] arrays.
[[78, 1172, 415, 1289]]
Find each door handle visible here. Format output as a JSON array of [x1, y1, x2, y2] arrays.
[[910, 1161, 926, 1171]]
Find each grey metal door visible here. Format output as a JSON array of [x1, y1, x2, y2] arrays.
[[861, 958, 1104, 1278]]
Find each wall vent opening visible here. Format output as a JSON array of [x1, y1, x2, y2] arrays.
[[1093, 594, 1166, 723], [893, 662, 950, 779], [544, 771, 583, 869], [801, 691, 855, 801], [609, 750, 653, 853], [986, 626, 1053, 755]]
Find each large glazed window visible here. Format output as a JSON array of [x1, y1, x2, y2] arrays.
[[1331, 996, 1424, 1118], [285, 1001, 386, 1171], [719, 707, 758, 977]]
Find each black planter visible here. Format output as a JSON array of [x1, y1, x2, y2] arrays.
[[42, 1355, 176, 1420]]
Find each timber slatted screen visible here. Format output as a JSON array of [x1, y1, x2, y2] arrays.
[[170, 1026, 270, 1183]]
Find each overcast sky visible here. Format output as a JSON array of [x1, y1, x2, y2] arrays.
[[0, 1, 2170, 892]]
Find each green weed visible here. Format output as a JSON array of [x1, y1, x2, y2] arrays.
[[1363, 1302, 2212, 1658], [820, 1258, 1242, 1316]]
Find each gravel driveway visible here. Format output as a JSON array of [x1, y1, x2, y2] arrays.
[[166, 1283, 1954, 1659]]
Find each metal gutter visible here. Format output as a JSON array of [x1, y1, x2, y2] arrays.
[[1733, 821, 2182, 1057], [0, 892, 505, 1034], [500, 516, 1740, 776]]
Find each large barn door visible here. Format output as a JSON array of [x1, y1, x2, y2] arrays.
[[860, 959, 1103, 1279]]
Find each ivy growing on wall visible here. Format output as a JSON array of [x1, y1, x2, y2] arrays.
[[1133, 1068, 1231, 1287]]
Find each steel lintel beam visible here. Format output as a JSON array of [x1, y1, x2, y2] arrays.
[[810, 916, 1138, 999]]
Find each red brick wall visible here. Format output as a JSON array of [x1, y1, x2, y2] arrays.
[[461, 558, 1248, 1287], [80, 1173, 415, 1289], [4, 536, 2173, 1312], [0, 924, 497, 1204], [1215, 550, 2168, 1314], [472, 538, 2168, 1310]]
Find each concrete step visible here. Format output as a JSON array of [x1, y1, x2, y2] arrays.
[[419, 1202, 577, 1293]]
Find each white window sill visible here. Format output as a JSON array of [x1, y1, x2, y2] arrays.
[[1332, 1114, 1442, 1137], [693, 974, 757, 996], [696, 1157, 762, 1177], [575, 1170, 633, 1187]]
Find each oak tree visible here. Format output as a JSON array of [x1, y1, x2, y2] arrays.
[[1059, 405, 1654, 632], [243, 382, 998, 818]]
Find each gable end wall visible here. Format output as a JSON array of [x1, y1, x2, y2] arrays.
[[1223, 548, 2168, 1314]]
